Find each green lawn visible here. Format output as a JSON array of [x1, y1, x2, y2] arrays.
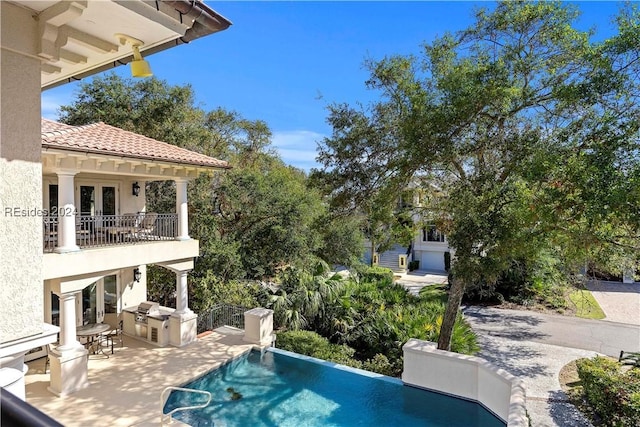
[[569, 289, 606, 320]]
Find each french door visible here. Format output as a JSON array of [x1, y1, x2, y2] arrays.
[[80, 275, 118, 325], [79, 184, 117, 216]]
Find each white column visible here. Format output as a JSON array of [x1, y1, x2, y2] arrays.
[[56, 292, 83, 351], [174, 270, 192, 315], [48, 290, 88, 397], [55, 171, 79, 253], [170, 269, 197, 347], [175, 178, 190, 240]]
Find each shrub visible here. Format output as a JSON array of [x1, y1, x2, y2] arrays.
[[362, 353, 397, 377], [355, 265, 395, 285], [276, 330, 362, 369], [408, 260, 420, 271], [576, 356, 640, 426], [276, 330, 404, 376]]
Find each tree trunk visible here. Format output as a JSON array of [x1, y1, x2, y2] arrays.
[[437, 277, 466, 351], [370, 239, 376, 267]]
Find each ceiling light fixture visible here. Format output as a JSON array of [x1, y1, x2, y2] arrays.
[[115, 33, 153, 78]]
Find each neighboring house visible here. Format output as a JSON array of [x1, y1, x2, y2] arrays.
[[367, 226, 451, 273], [366, 186, 452, 273], [411, 225, 450, 272], [0, 0, 231, 400]]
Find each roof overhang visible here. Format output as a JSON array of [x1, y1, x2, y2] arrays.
[[5, 0, 232, 90], [42, 147, 225, 180]]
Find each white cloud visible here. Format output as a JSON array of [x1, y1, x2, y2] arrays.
[[272, 130, 325, 172], [41, 92, 73, 120]]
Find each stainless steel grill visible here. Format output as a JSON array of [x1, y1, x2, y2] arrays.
[[135, 301, 160, 323]]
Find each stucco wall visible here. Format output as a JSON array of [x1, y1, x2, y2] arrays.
[[43, 239, 197, 282], [402, 339, 527, 426], [121, 265, 148, 310], [42, 175, 146, 215], [1, 5, 45, 343]]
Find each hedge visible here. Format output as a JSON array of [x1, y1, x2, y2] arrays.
[[356, 265, 395, 285], [576, 356, 640, 426]]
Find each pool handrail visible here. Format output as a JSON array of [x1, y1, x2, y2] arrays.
[[160, 386, 212, 426]]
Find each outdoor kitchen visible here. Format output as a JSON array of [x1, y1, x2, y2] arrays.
[[122, 301, 174, 347]]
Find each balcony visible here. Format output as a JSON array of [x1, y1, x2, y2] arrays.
[[43, 213, 177, 253]]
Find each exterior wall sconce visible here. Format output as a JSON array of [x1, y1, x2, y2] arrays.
[[133, 268, 142, 283], [132, 182, 141, 197], [115, 33, 153, 78]]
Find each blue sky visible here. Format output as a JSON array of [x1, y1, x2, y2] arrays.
[[42, 1, 624, 171]]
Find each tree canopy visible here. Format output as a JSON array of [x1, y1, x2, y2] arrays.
[[312, 1, 640, 350], [58, 74, 366, 308]]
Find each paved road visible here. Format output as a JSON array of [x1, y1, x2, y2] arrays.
[[463, 306, 640, 357]]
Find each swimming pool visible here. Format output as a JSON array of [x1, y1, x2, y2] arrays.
[[164, 348, 505, 427]]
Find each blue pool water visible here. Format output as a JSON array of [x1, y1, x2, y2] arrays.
[[164, 349, 505, 427]]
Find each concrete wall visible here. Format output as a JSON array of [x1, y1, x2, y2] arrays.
[[0, 3, 44, 343], [402, 339, 527, 426]]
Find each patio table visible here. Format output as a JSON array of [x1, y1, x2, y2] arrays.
[[77, 323, 111, 357]]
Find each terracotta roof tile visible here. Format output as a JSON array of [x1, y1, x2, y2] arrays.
[[41, 119, 75, 133], [41, 118, 229, 169]]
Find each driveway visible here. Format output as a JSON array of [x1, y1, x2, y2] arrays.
[[585, 280, 640, 325], [463, 306, 640, 357], [395, 270, 447, 295], [463, 306, 640, 427]]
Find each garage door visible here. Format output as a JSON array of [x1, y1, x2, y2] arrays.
[[420, 251, 445, 272]]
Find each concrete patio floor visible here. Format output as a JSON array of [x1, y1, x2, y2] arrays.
[[25, 327, 255, 427]]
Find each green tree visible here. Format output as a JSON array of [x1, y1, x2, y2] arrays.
[[215, 163, 326, 279], [313, 2, 639, 351], [59, 74, 366, 297]]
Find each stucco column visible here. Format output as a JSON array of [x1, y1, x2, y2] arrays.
[[174, 270, 192, 315], [175, 178, 190, 240], [48, 290, 88, 397], [56, 292, 83, 351], [55, 171, 79, 253], [170, 269, 197, 347]]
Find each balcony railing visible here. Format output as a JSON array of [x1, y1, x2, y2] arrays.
[[43, 213, 177, 252]]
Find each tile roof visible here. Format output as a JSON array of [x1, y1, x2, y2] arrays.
[[41, 118, 230, 169]]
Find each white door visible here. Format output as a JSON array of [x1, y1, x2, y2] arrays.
[[420, 251, 446, 272]]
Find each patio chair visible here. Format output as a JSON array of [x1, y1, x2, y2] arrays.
[[101, 315, 124, 354], [136, 212, 158, 240], [44, 343, 56, 373], [121, 212, 140, 228], [75, 216, 90, 245], [99, 213, 139, 243]]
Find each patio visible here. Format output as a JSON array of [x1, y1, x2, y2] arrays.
[[25, 328, 254, 426]]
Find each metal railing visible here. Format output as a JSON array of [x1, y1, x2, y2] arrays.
[[43, 213, 177, 252], [160, 386, 211, 426], [197, 304, 247, 333]]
